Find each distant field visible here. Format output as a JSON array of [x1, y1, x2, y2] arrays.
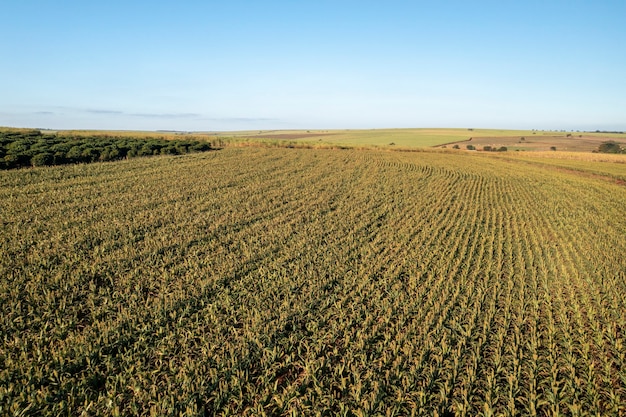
[[17, 127, 625, 151], [223, 128, 538, 148], [215, 128, 626, 151], [2, 147, 625, 415]]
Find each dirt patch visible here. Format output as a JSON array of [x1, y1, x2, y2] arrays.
[[438, 135, 621, 152]]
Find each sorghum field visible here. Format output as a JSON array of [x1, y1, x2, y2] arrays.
[[1, 147, 625, 416]]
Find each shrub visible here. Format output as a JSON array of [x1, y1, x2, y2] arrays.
[[466, 145, 476, 150], [81, 147, 100, 162], [598, 141, 624, 154], [498, 146, 508, 152], [53, 152, 67, 165], [7, 140, 30, 154], [191, 142, 212, 152], [66, 146, 83, 162], [31, 153, 54, 167], [140, 143, 158, 156], [161, 146, 179, 155], [4, 154, 21, 169]]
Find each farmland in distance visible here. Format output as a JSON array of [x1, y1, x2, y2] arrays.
[[1, 147, 626, 416], [26, 127, 626, 151]]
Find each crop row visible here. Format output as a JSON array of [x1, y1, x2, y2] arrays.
[[1, 148, 625, 415]]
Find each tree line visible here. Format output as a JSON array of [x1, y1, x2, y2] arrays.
[[0, 130, 214, 169]]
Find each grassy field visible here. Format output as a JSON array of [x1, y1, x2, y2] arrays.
[[1, 147, 626, 416], [220, 128, 539, 148]]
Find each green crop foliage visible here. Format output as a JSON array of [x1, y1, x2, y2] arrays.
[[1, 147, 625, 416], [0, 130, 214, 169]]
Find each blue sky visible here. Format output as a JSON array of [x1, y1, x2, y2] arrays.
[[1, 1, 625, 131]]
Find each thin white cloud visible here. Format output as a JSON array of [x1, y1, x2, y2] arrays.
[[128, 112, 201, 119]]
